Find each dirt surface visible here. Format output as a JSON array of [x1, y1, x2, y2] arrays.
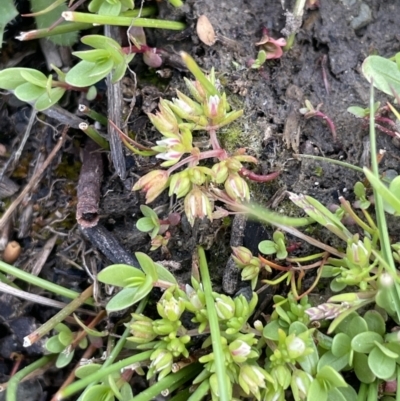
[[1, 0, 400, 399]]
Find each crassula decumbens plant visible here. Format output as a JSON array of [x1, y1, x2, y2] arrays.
[[132, 52, 279, 226]]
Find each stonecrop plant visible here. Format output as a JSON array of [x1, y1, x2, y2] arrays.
[[132, 52, 279, 229]]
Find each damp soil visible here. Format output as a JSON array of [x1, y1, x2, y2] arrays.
[[1, 0, 400, 399]]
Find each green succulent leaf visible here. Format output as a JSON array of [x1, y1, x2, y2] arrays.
[[99, 1, 122, 16], [331, 333, 351, 357], [75, 364, 102, 379], [45, 336, 66, 353], [58, 330, 74, 347], [308, 379, 328, 401], [34, 87, 66, 111], [136, 217, 156, 233], [353, 352, 375, 383], [368, 346, 396, 379], [14, 83, 46, 102], [317, 365, 348, 389], [81, 384, 114, 401], [258, 240, 276, 255], [362, 55, 400, 97], [73, 314, 108, 337], [351, 332, 383, 354], [0, 0, 18, 47], [347, 106, 367, 118], [97, 264, 144, 287], [72, 49, 111, 63], [56, 349, 75, 368], [136, 252, 158, 281], [155, 262, 178, 285], [317, 350, 349, 372], [66, 59, 114, 87], [106, 275, 153, 312], [0, 68, 44, 90]]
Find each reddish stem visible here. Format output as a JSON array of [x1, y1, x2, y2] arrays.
[[375, 123, 400, 138], [314, 111, 337, 142], [121, 45, 158, 55], [239, 168, 280, 182]]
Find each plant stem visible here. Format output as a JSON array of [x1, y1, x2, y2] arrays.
[[169, 388, 191, 401], [78, 104, 108, 126], [56, 351, 153, 400], [79, 122, 110, 150], [283, 0, 306, 51], [6, 355, 55, 401], [24, 285, 94, 347], [293, 154, 364, 173], [197, 246, 230, 401], [167, 0, 184, 7], [187, 379, 210, 401], [128, 364, 201, 401], [368, 84, 400, 321], [0, 260, 94, 305], [181, 52, 218, 96], [62, 12, 186, 30], [17, 22, 92, 41]]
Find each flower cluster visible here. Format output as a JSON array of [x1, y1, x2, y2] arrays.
[[131, 58, 275, 226]]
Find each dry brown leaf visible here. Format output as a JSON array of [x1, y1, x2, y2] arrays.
[[196, 15, 216, 46]]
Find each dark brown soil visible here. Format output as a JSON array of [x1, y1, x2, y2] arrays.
[[1, 0, 400, 399]]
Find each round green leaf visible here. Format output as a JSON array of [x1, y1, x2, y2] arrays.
[[66, 59, 113, 87], [368, 346, 396, 379], [56, 348, 75, 368], [317, 350, 349, 372], [347, 315, 368, 338], [45, 336, 66, 353], [347, 106, 367, 118], [99, 1, 121, 16], [351, 332, 383, 354], [258, 240, 276, 255], [374, 341, 399, 359], [263, 320, 280, 341], [136, 217, 155, 233], [97, 264, 144, 287], [363, 310, 386, 336], [317, 365, 347, 389], [58, 330, 74, 346], [308, 379, 328, 401], [362, 56, 400, 97], [14, 83, 45, 102], [34, 87, 66, 111], [332, 333, 351, 357], [81, 384, 114, 401], [353, 352, 375, 384], [330, 278, 347, 293], [75, 364, 102, 379]]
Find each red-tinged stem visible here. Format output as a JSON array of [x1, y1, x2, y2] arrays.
[[375, 123, 400, 138], [167, 149, 227, 175], [375, 116, 397, 127], [314, 111, 337, 141], [52, 81, 89, 93], [209, 128, 221, 150], [239, 168, 280, 182], [121, 44, 157, 54]]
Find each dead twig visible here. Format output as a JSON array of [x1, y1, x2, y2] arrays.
[[76, 140, 104, 228]]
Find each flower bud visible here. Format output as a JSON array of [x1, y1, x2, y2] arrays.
[[231, 246, 253, 267], [132, 170, 169, 203], [346, 236, 371, 267], [147, 107, 178, 137], [184, 187, 213, 226], [153, 319, 181, 336], [225, 173, 250, 202], [215, 294, 235, 320], [169, 171, 191, 199], [129, 317, 157, 344], [229, 339, 257, 363], [149, 349, 173, 378], [157, 295, 185, 322], [238, 364, 271, 400], [211, 161, 229, 184]]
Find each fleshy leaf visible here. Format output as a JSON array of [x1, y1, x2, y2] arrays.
[[97, 264, 144, 287]]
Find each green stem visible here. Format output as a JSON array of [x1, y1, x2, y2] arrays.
[[197, 246, 229, 401], [356, 382, 368, 401], [56, 351, 153, 400], [6, 355, 55, 401], [167, 0, 184, 7], [78, 104, 108, 126], [62, 12, 186, 30], [187, 379, 210, 401], [128, 364, 201, 401], [0, 260, 94, 305], [368, 84, 400, 321], [294, 153, 364, 173], [79, 122, 110, 150], [181, 52, 218, 96], [283, 0, 306, 51], [169, 388, 191, 401], [17, 22, 91, 41], [24, 286, 93, 347], [397, 365, 400, 401], [366, 380, 378, 401]]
